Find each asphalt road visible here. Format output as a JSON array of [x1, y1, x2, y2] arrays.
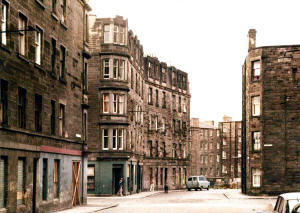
[[98, 189, 275, 213]]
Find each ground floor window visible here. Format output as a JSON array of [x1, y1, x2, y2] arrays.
[[53, 159, 60, 198], [0, 156, 8, 208], [252, 168, 261, 188], [17, 158, 26, 205], [87, 165, 95, 192], [172, 168, 176, 185]]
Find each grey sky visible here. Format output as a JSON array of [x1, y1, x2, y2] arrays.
[[89, 0, 300, 122]]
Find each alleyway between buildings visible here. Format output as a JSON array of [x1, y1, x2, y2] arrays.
[[55, 189, 276, 213]]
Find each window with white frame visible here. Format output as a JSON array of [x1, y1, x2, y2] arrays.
[[217, 143, 220, 149], [222, 165, 227, 174], [161, 117, 165, 132], [102, 129, 109, 150], [252, 60, 261, 81], [118, 95, 125, 114], [113, 25, 118, 43], [104, 25, 110, 43], [35, 27, 43, 65], [102, 94, 109, 113], [148, 88, 153, 104], [222, 151, 226, 159], [183, 99, 187, 113], [148, 115, 151, 130], [252, 131, 261, 151], [119, 27, 125, 45], [223, 138, 227, 145], [103, 59, 109, 79], [155, 116, 158, 131], [118, 129, 124, 150], [1, 1, 8, 45], [217, 155, 220, 162], [113, 59, 119, 79], [119, 60, 125, 80], [252, 96, 260, 116], [112, 129, 118, 150], [252, 168, 261, 187], [18, 14, 27, 56]]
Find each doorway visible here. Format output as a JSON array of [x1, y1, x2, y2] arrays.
[[32, 158, 38, 213], [72, 161, 81, 206], [112, 165, 123, 195]]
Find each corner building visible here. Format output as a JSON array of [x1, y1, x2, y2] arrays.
[[87, 16, 191, 195], [242, 29, 300, 195], [0, 0, 91, 212]]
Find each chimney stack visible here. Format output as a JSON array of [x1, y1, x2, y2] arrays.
[[248, 29, 256, 52]]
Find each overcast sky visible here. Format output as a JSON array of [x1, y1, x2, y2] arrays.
[[89, 0, 300, 123]]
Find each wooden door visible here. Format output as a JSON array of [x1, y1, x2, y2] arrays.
[[72, 161, 81, 206]]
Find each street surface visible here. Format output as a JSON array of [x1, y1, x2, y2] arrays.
[[88, 189, 276, 213]]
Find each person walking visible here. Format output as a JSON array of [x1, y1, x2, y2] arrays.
[[118, 178, 124, 196], [150, 179, 155, 192]]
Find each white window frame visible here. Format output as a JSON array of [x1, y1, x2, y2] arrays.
[[112, 129, 118, 150], [18, 14, 26, 56], [103, 94, 109, 114], [118, 95, 124, 114], [119, 60, 125, 80], [113, 94, 118, 114], [113, 25, 118, 44], [104, 24, 110, 44], [119, 26, 125, 45], [222, 151, 226, 159], [118, 129, 124, 150], [252, 60, 261, 78], [252, 96, 260, 116], [253, 131, 261, 151], [102, 129, 109, 150], [113, 59, 119, 79], [1, 1, 8, 45], [103, 59, 110, 79], [252, 168, 261, 188], [35, 27, 42, 65]]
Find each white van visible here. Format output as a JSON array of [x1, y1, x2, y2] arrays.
[[186, 176, 210, 191]]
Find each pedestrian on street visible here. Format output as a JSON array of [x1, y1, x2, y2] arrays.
[[118, 178, 124, 196], [150, 179, 155, 192]]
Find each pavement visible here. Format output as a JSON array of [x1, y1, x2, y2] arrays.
[[54, 189, 277, 213], [54, 191, 162, 213]]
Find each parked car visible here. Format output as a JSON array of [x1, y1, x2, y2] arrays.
[[258, 192, 300, 213], [186, 176, 210, 191], [273, 193, 300, 213]]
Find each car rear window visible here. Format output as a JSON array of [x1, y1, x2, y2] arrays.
[[192, 177, 197, 181], [188, 177, 192, 181]]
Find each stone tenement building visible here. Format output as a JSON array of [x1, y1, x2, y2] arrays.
[[190, 116, 241, 187], [0, 0, 90, 213], [242, 29, 300, 195], [190, 118, 221, 183], [144, 55, 190, 191], [87, 15, 191, 196], [218, 116, 242, 186]]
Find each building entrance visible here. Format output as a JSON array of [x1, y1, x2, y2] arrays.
[[112, 165, 123, 194]]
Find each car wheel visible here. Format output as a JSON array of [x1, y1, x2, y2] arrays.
[[187, 188, 191, 191], [195, 188, 198, 191], [207, 186, 209, 191]]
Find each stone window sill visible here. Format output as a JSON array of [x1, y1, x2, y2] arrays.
[[60, 21, 68, 30], [0, 43, 10, 54], [51, 12, 59, 21], [35, 0, 45, 10], [17, 53, 30, 64]]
